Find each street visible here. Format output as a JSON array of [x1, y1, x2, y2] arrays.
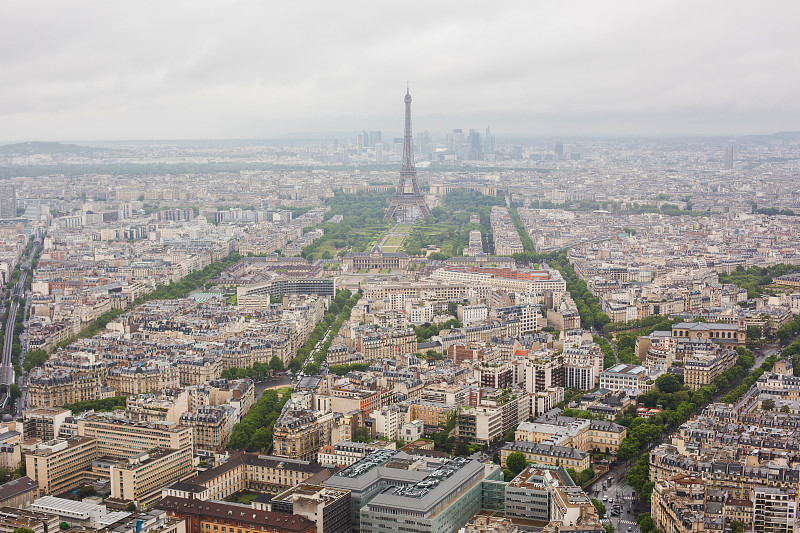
[[253, 375, 292, 397], [591, 473, 643, 533]]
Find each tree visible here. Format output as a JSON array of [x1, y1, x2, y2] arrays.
[[636, 513, 656, 533], [604, 525, 614, 533], [655, 373, 683, 394], [505, 451, 528, 474], [452, 438, 470, 457], [579, 468, 595, 485], [566, 467, 579, 484], [781, 405, 791, 413], [352, 427, 372, 443], [503, 427, 517, 443], [591, 498, 607, 519], [8, 384, 21, 403], [77, 485, 96, 499], [269, 355, 284, 372], [762, 398, 776, 411], [12, 528, 34, 533], [126, 502, 137, 512], [747, 325, 762, 341]]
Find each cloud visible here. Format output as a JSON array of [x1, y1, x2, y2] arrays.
[[0, 0, 798, 141]]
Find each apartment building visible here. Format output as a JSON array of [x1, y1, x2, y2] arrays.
[[27, 370, 102, 408], [683, 347, 738, 390], [753, 487, 798, 533], [106, 364, 180, 395], [25, 437, 98, 494], [500, 441, 590, 472], [458, 405, 503, 445], [272, 407, 335, 462], [76, 414, 194, 458], [357, 328, 417, 362], [23, 407, 70, 441], [179, 405, 235, 452], [598, 364, 651, 391]]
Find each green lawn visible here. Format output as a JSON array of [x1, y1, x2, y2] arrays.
[[229, 490, 261, 504], [395, 223, 414, 232], [384, 235, 406, 247]]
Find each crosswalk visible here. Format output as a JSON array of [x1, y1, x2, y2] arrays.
[[602, 518, 638, 529]]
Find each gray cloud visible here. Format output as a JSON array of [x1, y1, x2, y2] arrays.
[[1, 0, 798, 141]]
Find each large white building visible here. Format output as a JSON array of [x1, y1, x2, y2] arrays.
[[599, 364, 651, 391]]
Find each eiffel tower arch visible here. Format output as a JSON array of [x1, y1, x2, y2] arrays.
[[384, 89, 432, 222]]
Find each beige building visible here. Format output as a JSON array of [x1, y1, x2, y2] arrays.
[[357, 329, 417, 362], [176, 357, 222, 386], [672, 322, 746, 347], [109, 448, 194, 506], [126, 390, 189, 424], [500, 441, 591, 472], [163, 452, 332, 501], [515, 417, 627, 454], [23, 407, 70, 441], [683, 347, 738, 390], [0, 477, 40, 509], [25, 437, 98, 495], [179, 406, 235, 452], [273, 410, 335, 462], [27, 370, 102, 408], [77, 414, 193, 458], [106, 364, 180, 396]]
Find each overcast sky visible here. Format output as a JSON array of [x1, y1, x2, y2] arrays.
[[1, 1, 799, 142]]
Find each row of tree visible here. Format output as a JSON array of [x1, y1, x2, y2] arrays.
[[779, 336, 800, 377], [220, 357, 284, 380], [227, 388, 291, 452], [131, 252, 243, 305], [287, 290, 361, 375], [328, 363, 369, 375], [624, 349, 769, 503], [63, 396, 127, 414], [549, 257, 612, 329], [777, 312, 800, 345]]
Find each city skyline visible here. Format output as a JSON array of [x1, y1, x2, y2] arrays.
[[1, 1, 799, 142]]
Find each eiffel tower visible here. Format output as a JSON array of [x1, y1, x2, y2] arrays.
[[384, 88, 431, 221]]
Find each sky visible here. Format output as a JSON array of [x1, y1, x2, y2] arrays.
[[1, 1, 799, 142]]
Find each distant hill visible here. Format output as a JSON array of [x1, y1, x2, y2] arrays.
[[0, 141, 100, 155]]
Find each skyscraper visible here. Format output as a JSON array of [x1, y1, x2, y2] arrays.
[[0, 184, 15, 219], [484, 127, 495, 156], [724, 145, 734, 170]]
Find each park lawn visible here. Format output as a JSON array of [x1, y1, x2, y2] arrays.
[[402, 220, 475, 257], [383, 235, 406, 247], [395, 223, 414, 232]]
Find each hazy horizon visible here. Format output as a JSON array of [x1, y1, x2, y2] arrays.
[[2, 1, 799, 143]]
